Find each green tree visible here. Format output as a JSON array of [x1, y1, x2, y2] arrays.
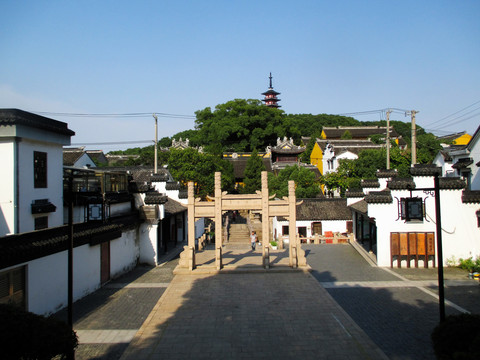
[[167, 148, 234, 198], [194, 99, 298, 154], [341, 130, 353, 139], [300, 131, 321, 163], [268, 165, 320, 198], [242, 149, 266, 194]]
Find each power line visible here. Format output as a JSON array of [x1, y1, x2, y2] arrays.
[[34, 111, 196, 120], [70, 140, 154, 146], [423, 100, 480, 128]]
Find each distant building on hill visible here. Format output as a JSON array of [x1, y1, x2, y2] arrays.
[[320, 125, 407, 149], [436, 131, 472, 146], [261, 72, 281, 108]]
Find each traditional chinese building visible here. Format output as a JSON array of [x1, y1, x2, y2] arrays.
[[261, 73, 281, 108]]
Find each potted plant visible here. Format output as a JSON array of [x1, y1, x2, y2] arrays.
[[270, 241, 278, 250]]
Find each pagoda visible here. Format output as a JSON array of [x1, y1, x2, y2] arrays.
[[261, 72, 281, 108]]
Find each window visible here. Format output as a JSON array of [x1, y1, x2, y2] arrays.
[[34, 151, 47, 188], [400, 197, 423, 222], [0, 266, 26, 308], [477, 210, 480, 228], [282, 225, 289, 235], [34, 216, 48, 230]]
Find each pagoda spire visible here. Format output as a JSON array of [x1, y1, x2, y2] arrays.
[[262, 73, 281, 108]]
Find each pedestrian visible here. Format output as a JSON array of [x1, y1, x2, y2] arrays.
[[250, 231, 257, 250]]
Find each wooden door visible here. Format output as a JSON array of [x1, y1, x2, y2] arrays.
[[312, 222, 322, 236], [100, 242, 110, 284]]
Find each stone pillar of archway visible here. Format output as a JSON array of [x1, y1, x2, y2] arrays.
[[214, 172, 222, 269], [288, 180, 296, 267], [261, 171, 270, 267]]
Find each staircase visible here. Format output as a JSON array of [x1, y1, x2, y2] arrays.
[[228, 223, 250, 243]]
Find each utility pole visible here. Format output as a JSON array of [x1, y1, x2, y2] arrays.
[[153, 114, 158, 174], [386, 109, 391, 169], [410, 110, 419, 165]]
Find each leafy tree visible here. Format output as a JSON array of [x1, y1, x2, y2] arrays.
[[300, 131, 321, 164], [341, 130, 353, 139], [167, 148, 234, 198], [194, 99, 298, 154], [268, 165, 320, 198], [242, 149, 266, 194]]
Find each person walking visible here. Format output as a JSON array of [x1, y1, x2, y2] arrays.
[[250, 231, 257, 251]]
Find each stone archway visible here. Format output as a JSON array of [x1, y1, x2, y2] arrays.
[[180, 171, 306, 270]]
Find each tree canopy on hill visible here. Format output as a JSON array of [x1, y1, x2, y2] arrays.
[[193, 99, 298, 154]]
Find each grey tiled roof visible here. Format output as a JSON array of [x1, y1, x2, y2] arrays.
[[365, 190, 393, 204], [452, 158, 473, 169], [0, 214, 139, 270], [144, 191, 168, 205], [361, 179, 380, 188], [346, 189, 364, 198], [376, 169, 398, 178], [165, 182, 181, 191], [0, 108, 75, 136], [63, 151, 84, 166], [439, 177, 466, 190], [164, 198, 187, 216], [387, 178, 416, 190], [279, 198, 351, 221], [409, 164, 442, 176], [348, 199, 368, 215], [462, 190, 480, 203]]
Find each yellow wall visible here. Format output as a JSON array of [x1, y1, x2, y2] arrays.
[[452, 134, 472, 145], [320, 130, 326, 139], [310, 142, 324, 174]]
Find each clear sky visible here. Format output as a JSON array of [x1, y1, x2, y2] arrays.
[[1, 0, 479, 151]]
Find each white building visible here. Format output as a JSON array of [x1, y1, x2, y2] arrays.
[[348, 164, 480, 267], [0, 109, 75, 236]]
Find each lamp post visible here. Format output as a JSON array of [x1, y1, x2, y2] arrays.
[[153, 114, 158, 174], [405, 172, 445, 322]]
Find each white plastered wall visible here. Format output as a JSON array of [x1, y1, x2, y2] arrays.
[[0, 140, 15, 236]]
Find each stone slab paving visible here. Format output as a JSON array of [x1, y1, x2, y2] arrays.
[[303, 243, 480, 360], [53, 248, 182, 360], [120, 272, 388, 360]]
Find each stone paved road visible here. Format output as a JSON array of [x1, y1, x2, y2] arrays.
[[304, 243, 479, 360], [54, 257, 179, 360]]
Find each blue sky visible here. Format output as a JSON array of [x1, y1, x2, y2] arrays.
[[1, 0, 479, 151]]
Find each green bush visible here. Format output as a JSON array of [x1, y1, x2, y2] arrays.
[[459, 257, 480, 273], [0, 303, 78, 359], [431, 313, 480, 360]]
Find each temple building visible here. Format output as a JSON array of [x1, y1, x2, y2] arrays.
[[262, 73, 281, 108]]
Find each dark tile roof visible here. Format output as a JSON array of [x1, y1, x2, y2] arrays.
[[164, 198, 186, 216], [106, 166, 174, 192], [179, 190, 188, 199], [226, 158, 272, 179], [165, 182, 181, 191], [409, 164, 442, 176], [462, 190, 480, 203], [387, 178, 416, 190], [346, 188, 364, 198], [315, 139, 382, 153], [439, 177, 466, 190], [322, 126, 400, 139], [0, 109, 75, 136], [361, 179, 380, 188], [63, 151, 84, 166], [452, 158, 473, 169], [144, 191, 168, 205], [376, 169, 398, 178], [293, 198, 352, 221], [365, 190, 393, 204], [0, 215, 139, 270], [348, 199, 368, 215]]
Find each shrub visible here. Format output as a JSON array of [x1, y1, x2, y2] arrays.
[[270, 241, 278, 247], [431, 313, 480, 360], [0, 303, 78, 359], [459, 257, 480, 273]]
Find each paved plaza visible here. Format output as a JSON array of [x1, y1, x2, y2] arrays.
[[55, 242, 480, 359]]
